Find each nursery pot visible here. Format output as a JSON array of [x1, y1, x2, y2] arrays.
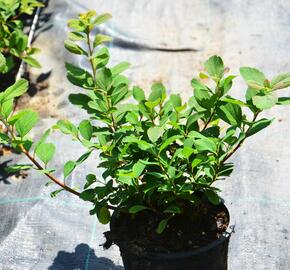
[[110, 204, 233, 270]]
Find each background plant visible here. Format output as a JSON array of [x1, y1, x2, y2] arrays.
[[0, 10, 290, 233], [0, 0, 43, 74]]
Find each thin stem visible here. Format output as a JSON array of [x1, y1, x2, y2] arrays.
[[86, 30, 117, 131], [86, 31, 96, 81]]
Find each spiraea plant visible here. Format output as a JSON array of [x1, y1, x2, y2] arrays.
[[0, 10, 290, 232], [0, 0, 43, 74]]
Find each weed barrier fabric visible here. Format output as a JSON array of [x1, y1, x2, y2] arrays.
[[1, 0, 290, 269]]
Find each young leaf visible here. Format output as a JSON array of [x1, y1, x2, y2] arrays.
[[132, 160, 146, 178], [0, 99, 13, 119], [270, 73, 290, 90], [0, 52, 6, 72], [65, 63, 94, 89], [149, 83, 166, 102], [1, 79, 28, 103], [79, 120, 93, 140], [147, 126, 164, 143], [170, 94, 182, 108], [252, 93, 278, 110], [63, 160, 76, 179], [5, 164, 33, 173], [240, 67, 265, 90], [15, 110, 39, 137], [35, 143, 56, 165], [111, 62, 130, 76], [246, 118, 273, 137], [22, 56, 41, 68], [64, 40, 87, 55], [93, 13, 112, 25], [55, 119, 78, 137], [93, 34, 112, 48], [204, 55, 224, 80], [191, 79, 214, 109], [133, 86, 145, 101]]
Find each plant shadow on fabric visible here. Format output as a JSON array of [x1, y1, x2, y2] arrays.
[[48, 243, 124, 270]]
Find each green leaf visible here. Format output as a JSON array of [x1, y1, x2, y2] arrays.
[[157, 219, 168, 234], [111, 62, 130, 76], [50, 189, 64, 198], [133, 160, 146, 178], [159, 135, 183, 152], [95, 67, 112, 90], [79, 189, 95, 201], [97, 206, 111, 224], [1, 79, 28, 103], [205, 190, 221, 205], [252, 93, 278, 110], [221, 97, 248, 107], [0, 133, 10, 144], [270, 73, 290, 90], [15, 109, 38, 137], [92, 47, 110, 69], [55, 119, 78, 137], [0, 52, 6, 73], [191, 79, 214, 109], [93, 13, 112, 25], [277, 97, 290, 105], [147, 126, 164, 143], [35, 143, 55, 165], [240, 67, 266, 90], [68, 31, 86, 41], [0, 99, 13, 119], [79, 120, 93, 140], [5, 164, 33, 173], [65, 63, 94, 89], [246, 118, 273, 137], [22, 56, 41, 68], [133, 86, 146, 102], [129, 205, 149, 214], [64, 40, 87, 55], [34, 129, 51, 154], [67, 19, 86, 31], [204, 55, 224, 80], [193, 137, 217, 152], [84, 174, 97, 189], [217, 102, 242, 126], [164, 206, 181, 214], [63, 160, 76, 179], [220, 75, 236, 95], [170, 94, 182, 108], [93, 34, 112, 48], [149, 83, 166, 102]]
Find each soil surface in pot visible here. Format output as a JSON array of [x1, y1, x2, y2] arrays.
[[104, 202, 229, 254]]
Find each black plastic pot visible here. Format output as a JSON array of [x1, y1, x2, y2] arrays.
[[111, 204, 233, 270]]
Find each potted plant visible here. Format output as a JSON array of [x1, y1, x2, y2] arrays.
[[1, 10, 290, 270], [0, 0, 43, 89]]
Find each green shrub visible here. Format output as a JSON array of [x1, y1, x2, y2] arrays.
[[1, 10, 290, 232], [0, 0, 43, 74]]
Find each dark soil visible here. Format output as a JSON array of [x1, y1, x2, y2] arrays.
[[104, 202, 229, 254]]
